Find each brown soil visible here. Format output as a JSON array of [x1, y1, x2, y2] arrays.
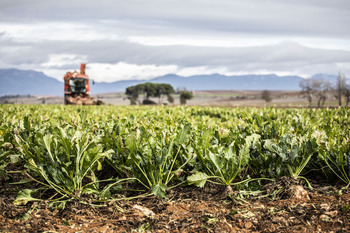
[[1, 174, 350, 233]]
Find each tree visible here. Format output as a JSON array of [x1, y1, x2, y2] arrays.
[[167, 94, 174, 104], [125, 86, 140, 105], [300, 78, 332, 107], [139, 83, 157, 100], [261, 90, 272, 103], [125, 83, 174, 105], [157, 84, 175, 105], [300, 79, 314, 107], [336, 72, 346, 106], [344, 77, 350, 106], [313, 78, 332, 107], [179, 90, 193, 105]]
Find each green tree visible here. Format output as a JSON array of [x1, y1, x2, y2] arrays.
[[167, 94, 174, 104], [125, 83, 174, 105], [158, 84, 175, 104], [261, 90, 272, 103], [143, 83, 158, 100], [125, 86, 141, 105], [180, 90, 193, 105]]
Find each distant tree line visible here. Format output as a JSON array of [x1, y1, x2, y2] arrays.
[[299, 72, 349, 107], [125, 83, 193, 105]]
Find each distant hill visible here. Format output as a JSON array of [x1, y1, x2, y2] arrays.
[[93, 73, 336, 93], [92, 74, 307, 93], [0, 68, 339, 96], [0, 69, 62, 96], [310, 73, 338, 83], [154, 74, 303, 91]]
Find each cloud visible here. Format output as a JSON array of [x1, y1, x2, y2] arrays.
[[1, 25, 350, 82], [87, 63, 178, 82], [1, 0, 350, 38], [36, 40, 350, 82], [0, 0, 350, 81]]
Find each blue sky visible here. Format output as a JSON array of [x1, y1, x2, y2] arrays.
[[0, 0, 349, 82]]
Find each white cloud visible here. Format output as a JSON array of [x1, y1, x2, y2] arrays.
[[0, 22, 116, 42], [87, 62, 178, 82], [43, 62, 179, 82], [42, 54, 88, 68], [2, 35, 349, 82], [0, 0, 350, 82]]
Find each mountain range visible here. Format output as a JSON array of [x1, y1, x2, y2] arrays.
[[0, 69, 62, 96], [0, 68, 338, 96]]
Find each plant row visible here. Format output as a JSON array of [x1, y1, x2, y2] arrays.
[[0, 105, 349, 207]]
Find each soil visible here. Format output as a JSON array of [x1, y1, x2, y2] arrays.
[[1, 170, 350, 233]]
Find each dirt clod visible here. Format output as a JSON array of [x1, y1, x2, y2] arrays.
[[288, 185, 310, 200]]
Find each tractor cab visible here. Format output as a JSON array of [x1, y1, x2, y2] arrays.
[[69, 78, 88, 94]]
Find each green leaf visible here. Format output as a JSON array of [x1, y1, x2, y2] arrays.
[[187, 172, 210, 188], [239, 134, 260, 166], [202, 130, 213, 150], [49, 200, 68, 210], [178, 123, 191, 145], [42, 135, 54, 163], [151, 184, 167, 198], [126, 132, 138, 154], [208, 151, 222, 172], [9, 154, 21, 164], [82, 187, 100, 195], [23, 116, 31, 132], [14, 189, 41, 205], [97, 161, 102, 171], [264, 139, 278, 153]]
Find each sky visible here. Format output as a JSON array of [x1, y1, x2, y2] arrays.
[[0, 0, 350, 82]]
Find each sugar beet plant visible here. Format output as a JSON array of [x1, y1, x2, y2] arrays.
[[188, 130, 263, 193], [315, 109, 350, 188], [0, 105, 349, 207], [114, 122, 194, 198], [13, 125, 116, 205]]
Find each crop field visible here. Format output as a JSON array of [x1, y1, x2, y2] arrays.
[[1, 105, 350, 232]]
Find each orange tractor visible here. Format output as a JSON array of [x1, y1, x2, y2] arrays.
[[63, 64, 96, 105]]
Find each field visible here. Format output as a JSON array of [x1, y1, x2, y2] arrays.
[[0, 90, 342, 107], [1, 105, 350, 232]]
